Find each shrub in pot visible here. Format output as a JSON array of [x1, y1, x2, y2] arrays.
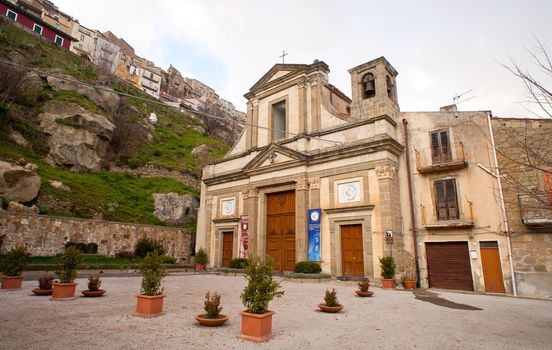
[[318, 288, 344, 313], [355, 278, 374, 297], [195, 248, 208, 271], [379, 255, 396, 289], [0, 245, 27, 289], [402, 270, 417, 290], [32, 273, 54, 295], [135, 251, 167, 317], [82, 274, 106, 297], [52, 246, 83, 300], [239, 255, 284, 342], [195, 291, 229, 326]]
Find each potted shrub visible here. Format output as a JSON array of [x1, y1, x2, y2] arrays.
[[135, 251, 167, 317], [195, 291, 229, 326], [239, 255, 284, 342], [0, 245, 27, 289], [82, 274, 106, 297], [32, 273, 54, 295], [379, 255, 396, 289], [355, 278, 374, 297], [52, 246, 83, 300], [318, 288, 344, 312], [195, 247, 208, 271], [402, 270, 417, 290]]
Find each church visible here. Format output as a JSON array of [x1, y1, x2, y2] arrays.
[[196, 56, 515, 293]]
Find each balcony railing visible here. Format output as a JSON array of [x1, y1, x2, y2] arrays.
[[518, 194, 552, 226], [420, 200, 474, 229], [415, 142, 468, 173]]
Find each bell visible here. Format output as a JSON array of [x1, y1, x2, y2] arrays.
[[364, 79, 375, 96]]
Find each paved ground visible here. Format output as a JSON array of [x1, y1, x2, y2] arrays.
[[1, 273, 551, 350]]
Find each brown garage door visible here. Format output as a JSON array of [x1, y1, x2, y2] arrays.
[[426, 242, 474, 291]]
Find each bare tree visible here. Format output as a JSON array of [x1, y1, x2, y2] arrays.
[[496, 37, 552, 222], [501, 35, 552, 119]]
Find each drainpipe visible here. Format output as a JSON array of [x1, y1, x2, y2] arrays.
[[486, 112, 517, 296], [402, 119, 420, 287]]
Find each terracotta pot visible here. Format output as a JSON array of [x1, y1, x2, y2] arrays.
[[402, 281, 416, 290], [1, 275, 24, 289], [135, 294, 165, 317], [195, 314, 229, 327], [318, 304, 344, 313], [82, 289, 107, 297], [51, 282, 78, 300], [195, 263, 205, 271], [32, 289, 53, 296], [355, 290, 374, 297], [381, 279, 395, 289], [239, 310, 275, 343]]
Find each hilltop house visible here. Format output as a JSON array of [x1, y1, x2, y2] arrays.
[[1, 0, 74, 49]]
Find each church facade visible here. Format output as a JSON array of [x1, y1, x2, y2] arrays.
[[196, 57, 516, 294]]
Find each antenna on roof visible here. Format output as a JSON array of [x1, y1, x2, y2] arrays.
[[453, 89, 476, 107]]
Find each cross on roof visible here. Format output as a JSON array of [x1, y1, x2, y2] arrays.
[[279, 50, 288, 64]]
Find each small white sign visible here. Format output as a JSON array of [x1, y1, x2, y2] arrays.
[[470, 250, 478, 259]]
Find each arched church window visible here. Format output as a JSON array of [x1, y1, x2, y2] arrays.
[[362, 73, 375, 99]]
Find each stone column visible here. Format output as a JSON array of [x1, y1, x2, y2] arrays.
[[242, 186, 259, 256], [309, 77, 321, 131], [375, 164, 405, 269], [251, 100, 259, 148], [298, 78, 307, 134], [296, 175, 309, 262], [203, 196, 213, 262], [308, 176, 321, 209], [245, 101, 253, 149]]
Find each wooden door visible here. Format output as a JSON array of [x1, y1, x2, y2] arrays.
[[480, 241, 505, 293], [266, 191, 296, 271], [426, 242, 474, 291], [341, 224, 364, 277], [222, 231, 233, 268]]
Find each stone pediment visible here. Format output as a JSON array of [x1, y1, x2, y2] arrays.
[[243, 143, 308, 171], [249, 64, 308, 92]]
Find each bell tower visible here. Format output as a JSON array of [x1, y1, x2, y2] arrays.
[[348, 57, 399, 119]]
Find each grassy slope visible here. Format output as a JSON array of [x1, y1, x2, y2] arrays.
[[0, 20, 228, 226]]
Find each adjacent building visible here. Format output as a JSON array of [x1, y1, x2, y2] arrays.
[[491, 117, 552, 298], [1, 0, 74, 49]]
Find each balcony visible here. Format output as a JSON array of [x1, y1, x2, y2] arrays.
[[420, 201, 474, 229], [415, 142, 468, 174], [518, 194, 552, 227]]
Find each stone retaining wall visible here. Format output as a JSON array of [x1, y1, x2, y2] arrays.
[[0, 212, 192, 263]]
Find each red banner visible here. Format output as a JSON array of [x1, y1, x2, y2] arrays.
[[239, 215, 249, 258]]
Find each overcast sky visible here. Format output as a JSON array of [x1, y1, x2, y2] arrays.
[[55, 0, 551, 117]]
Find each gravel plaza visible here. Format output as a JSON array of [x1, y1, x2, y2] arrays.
[[1, 273, 551, 350]]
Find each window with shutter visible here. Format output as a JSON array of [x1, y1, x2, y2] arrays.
[[430, 130, 452, 164], [434, 179, 459, 220]]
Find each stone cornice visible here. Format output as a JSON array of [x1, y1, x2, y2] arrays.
[[212, 217, 240, 224], [202, 135, 403, 186], [323, 205, 375, 214]]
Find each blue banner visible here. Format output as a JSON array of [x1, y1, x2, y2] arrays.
[[308, 209, 321, 261]]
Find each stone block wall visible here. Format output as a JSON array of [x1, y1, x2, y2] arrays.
[[0, 212, 192, 262], [492, 117, 552, 298]]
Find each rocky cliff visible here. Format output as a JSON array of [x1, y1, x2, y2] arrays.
[[0, 18, 231, 226]]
